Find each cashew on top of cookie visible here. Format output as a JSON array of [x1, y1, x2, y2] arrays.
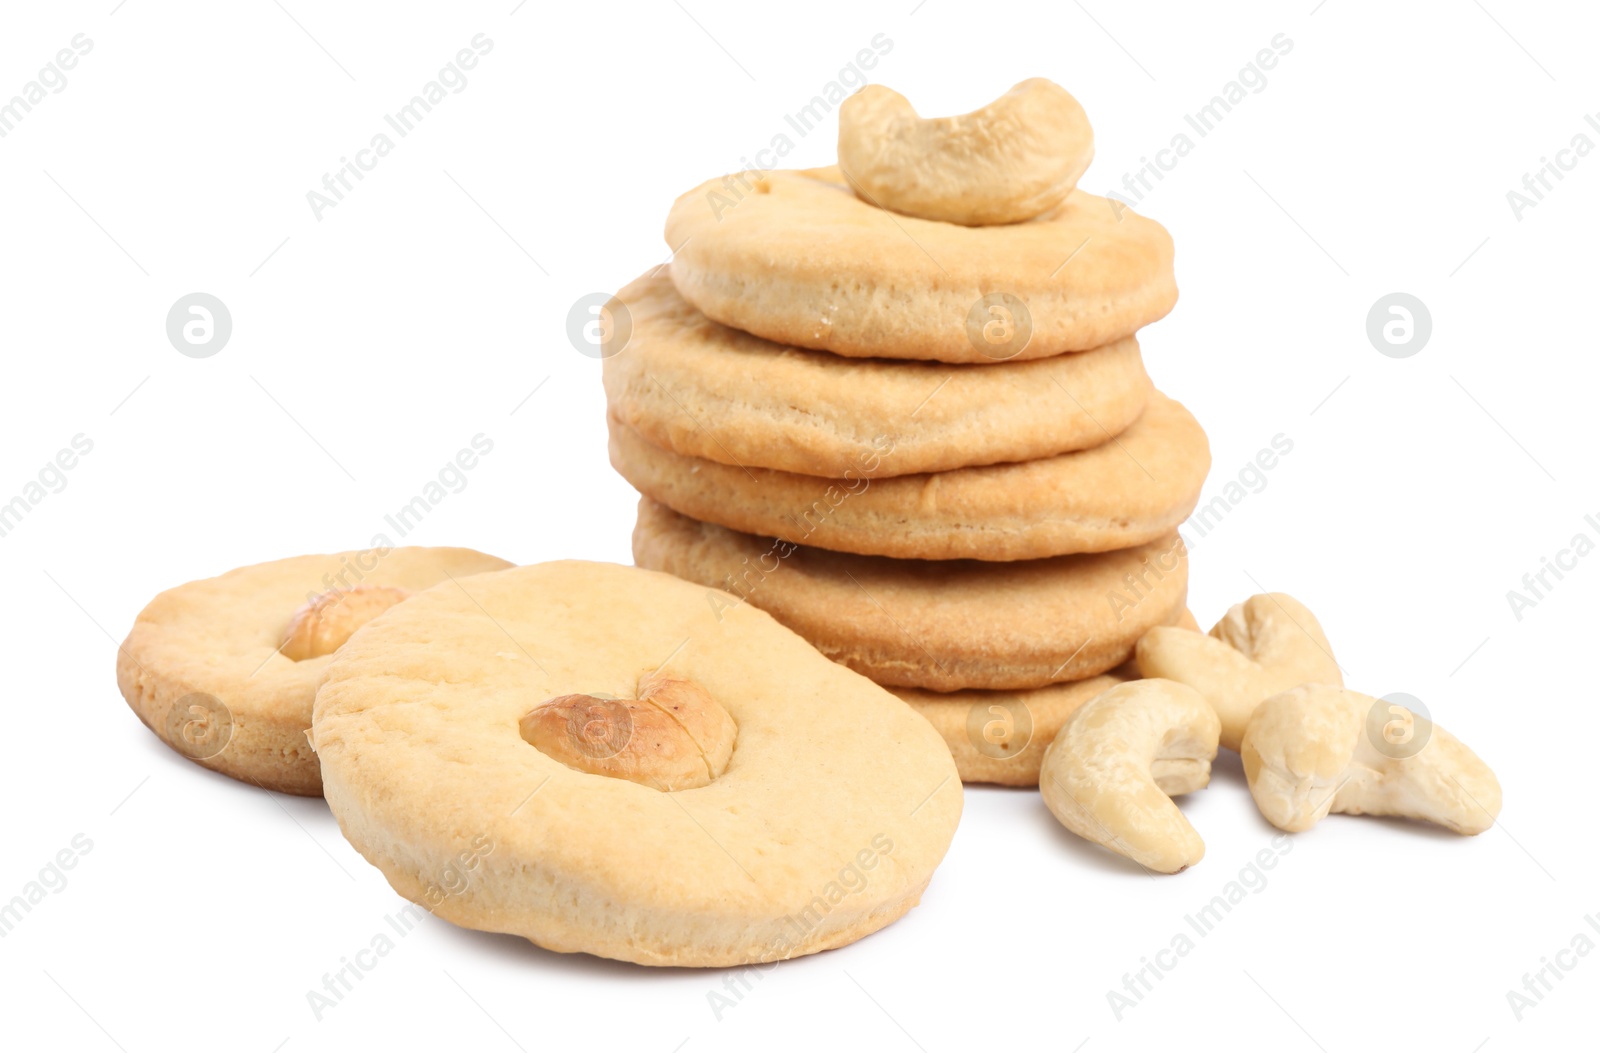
[[521, 672, 738, 792], [1241, 684, 1502, 835], [1040, 679, 1221, 874], [837, 78, 1093, 226], [280, 584, 414, 662], [1136, 592, 1342, 751]]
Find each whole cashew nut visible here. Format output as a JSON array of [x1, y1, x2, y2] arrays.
[[1135, 593, 1341, 751], [837, 78, 1094, 226], [1241, 684, 1502, 835], [520, 673, 737, 792], [281, 584, 413, 661], [1039, 679, 1221, 874]]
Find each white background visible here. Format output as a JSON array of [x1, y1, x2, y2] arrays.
[[2, 1, 1595, 1049]]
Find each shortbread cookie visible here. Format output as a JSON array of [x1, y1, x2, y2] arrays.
[[633, 498, 1188, 690], [666, 167, 1176, 362], [310, 560, 962, 967], [117, 547, 512, 796], [603, 269, 1151, 477], [611, 391, 1210, 561], [896, 612, 1199, 786]]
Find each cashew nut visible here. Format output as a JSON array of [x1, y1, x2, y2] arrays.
[[1039, 680, 1221, 873], [280, 584, 412, 661], [520, 672, 737, 792], [837, 78, 1093, 226], [1241, 684, 1502, 835], [1135, 593, 1341, 751]]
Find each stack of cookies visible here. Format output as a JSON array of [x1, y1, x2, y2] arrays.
[[608, 79, 1211, 786]]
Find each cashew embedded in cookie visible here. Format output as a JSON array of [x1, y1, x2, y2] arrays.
[[1135, 592, 1341, 751], [1241, 684, 1502, 835], [280, 584, 413, 661], [836, 78, 1094, 226], [1039, 679, 1221, 874], [520, 672, 737, 792]]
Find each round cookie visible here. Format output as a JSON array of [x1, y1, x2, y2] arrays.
[[666, 167, 1176, 363], [603, 268, 1152, 477], [896, 672, 1133, 787], [310, 560, 963, 967], [611, 391, 1210, 562], [896, 611, 1200, 787], [633, 498, 1189, 690], [117, 547, 512, 796]]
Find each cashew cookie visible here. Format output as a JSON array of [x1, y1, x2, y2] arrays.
[[666, 167, 1176, 363], [310, 560, 963, 967], [117, 547, 512, 795], [603, 268, 1151, 477], [611, 391, 1210, 562], [632, 498, 1189, 692]]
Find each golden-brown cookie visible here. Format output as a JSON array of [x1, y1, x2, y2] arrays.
[[310, 560, 963, 967], [633, 498, 1188, 690], [893, 610, 1199, 787], [666, 167, 1176, 363], [116, 547, 513, 795], [895, 672, 1133, 787], [603, 268, 1151, 477], [610, 391, 1210, 561]]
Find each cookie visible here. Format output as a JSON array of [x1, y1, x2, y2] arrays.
[[310, 560, 963, 967], [896, 672, 1133, 787], [896, 611, 1200, 787], [610, 391, 1210, 562], [603, 268, 1151, 477], [632, 498, 1189, 690], [116, 547, 512, 796], [666, 167, 1176, 363]]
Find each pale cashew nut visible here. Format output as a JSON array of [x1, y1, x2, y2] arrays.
[[1135, 592, 1341, 751], [837, 78, 1094, 226], [1039, 680, 1221, 874], [520, 672, 737, 792], [1241, 684, 1502, 835]]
